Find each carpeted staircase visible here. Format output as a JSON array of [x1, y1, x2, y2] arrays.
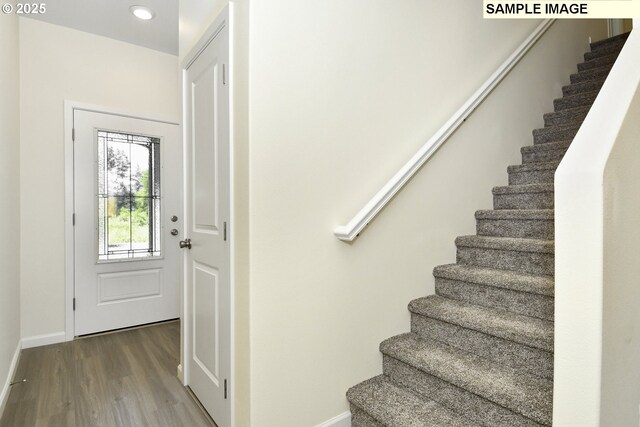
[[346, 32, 629, 427]]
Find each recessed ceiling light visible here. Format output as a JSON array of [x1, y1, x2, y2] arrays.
[[130, 5, 155, 20]]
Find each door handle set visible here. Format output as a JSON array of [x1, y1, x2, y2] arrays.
[[179, 238, 192, 249]]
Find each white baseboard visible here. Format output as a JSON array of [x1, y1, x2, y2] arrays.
[[21, 331, 66, 349], [314, 411, 351, 427], [0, 341, 22, 418]]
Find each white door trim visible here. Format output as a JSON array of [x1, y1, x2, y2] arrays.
[[180, 6, 235, 427], [64, 100, 180, 341], [607, 19, 626, 37]]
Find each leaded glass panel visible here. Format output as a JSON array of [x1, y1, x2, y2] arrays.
[[97, 130, 161, 261]]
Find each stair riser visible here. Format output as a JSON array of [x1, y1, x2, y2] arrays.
[[412, 314, 554, 376], [570, 66, 611, 84], [577, 55, 617, 72], [585, 41, 625, 60], [434, 277, 554, 321], [476, 217, 554, 239], [457, 246, 554, 276], [562, 79, 604, 97], [544, 108, 589, 127], [554, 92, 598, 112], [383, 356, 547, 427], [509, 169, 555, 185], [494, 191, 554, 210], [350, 405, 384, 427], [533, 127, 578, 145]]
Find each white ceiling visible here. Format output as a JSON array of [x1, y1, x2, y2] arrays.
[[23, 0, 178, 55]]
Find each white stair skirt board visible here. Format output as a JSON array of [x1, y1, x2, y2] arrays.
[[314, 411, 351, 427], [0, 341, 22, 418], [21, 332, 66, 349]]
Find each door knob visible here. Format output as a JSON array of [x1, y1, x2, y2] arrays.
[[179, 238, 192, 249]]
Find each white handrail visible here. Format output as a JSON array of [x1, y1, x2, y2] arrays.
[[334, 19, 555, 242]]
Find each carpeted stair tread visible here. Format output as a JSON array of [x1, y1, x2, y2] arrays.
[[563, 79, 605, 97], [380, 333, 553, 425], [543, 105, 590, 127], [585, 40, 625, 61], [408, 295, 553, 351], [532, 124, 580, 144], [508, 163, 558, 174], [456, 234, 554, 253], [588, 34, 628, 52], [520, 140, 570, 164], [382, 357, 548, 427], [349, 406, 383, 427], [456, 235, 554, 276], [577, 53, 619, 72], [493, 184, 554, 210], [475, 208, 554, 239], [413, 299, 554, 371], [570, 64, 613, 84], [554, 90, 598, 111], [492, 183, 554, 196], [590, 31, 630, 50], [346, 375, 476, 427], [521, 139, 571, 156], [433, 263, 554, 320], [508, 163, 558, 185], [533, 123, 581, 135], [475, 208, 554, 220], [434, 263, 554, 296], [523, 139, 572, 151], [562, 79, 605, 97]]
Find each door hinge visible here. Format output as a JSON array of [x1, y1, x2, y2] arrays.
[[73, 298, 76, 311], [72, 128, 75, 142], [224, 379, 228, 399], [223, 221, 227, 241], [72, 213, 76, 226], [223, 64, 226, 86]]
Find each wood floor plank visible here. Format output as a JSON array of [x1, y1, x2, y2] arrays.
[[0, 321, 215, 427]]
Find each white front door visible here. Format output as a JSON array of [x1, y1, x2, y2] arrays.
[[74, 110, 181, 336], [183, 20, 231, 427]]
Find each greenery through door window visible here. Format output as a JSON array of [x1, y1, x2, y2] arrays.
[[97, 130, 161, 261]]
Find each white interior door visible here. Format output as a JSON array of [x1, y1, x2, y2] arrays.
[[74, 110, 181, 336], [183, 22, 231, 427]]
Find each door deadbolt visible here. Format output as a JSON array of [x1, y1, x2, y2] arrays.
[[179, 238, 192, 249], [171, 215, 179, 222], [170, 229, 179, 236]]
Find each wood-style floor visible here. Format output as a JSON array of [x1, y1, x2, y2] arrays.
[[0, 321, 215, 427]]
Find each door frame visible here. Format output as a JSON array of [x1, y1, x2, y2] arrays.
[[180, 5, 236, 427], [607, 19, 625, 37], [63, 101, 180, 341]]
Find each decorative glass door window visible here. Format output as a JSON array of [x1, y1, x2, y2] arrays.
[[97, 131, 161, 261]]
